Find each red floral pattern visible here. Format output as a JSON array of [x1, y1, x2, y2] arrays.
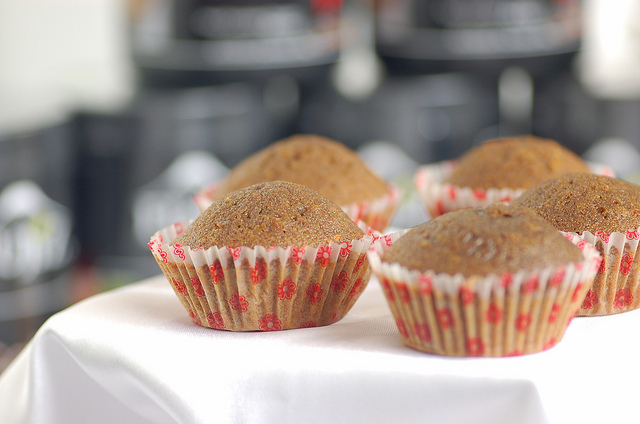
[[157, 245, 168, 263], [435, 199, 445, 216], [306, 283, 324, 305], [291, 247, 305, 264], [173, 278, 187, 295], [414, 323, 431, 342], [466, 338, 485, 356], [614, 288, 633, 309], [331, 271, 349, 293], [437, 308, 454, 329], [548, 303, 561, 323], [348, 278, 365, 298], [191, 277, 204, 297], [353, 255, 366, 273], [581, 289, 598, 310], [397, 283, 410, 303], [188, 310, 201, 325], [396, 318, 409, 338], [486, 303, 502, 324], [620, 254, 634, 276], [543, 337, 557, 350], [226, 246, 241, 260], [447, 185, 456, 200], [278, 278, 297, 300], [595, 230, 610, 243], [300, 321, 317, 328], [550, 268, 565, 288], [413, 322, 431, 343], [522, 275, 539, 294], [460, 287, 474, 305], [259, 314, 282, 331], [339, 241, 352, 257], [172, 244, 186, 260], [473, 188, 486, 200], [500, 273, 513, 289], [209, 260, 225, 284], [626, 230, 640, 240], [572, 283, 584, 302], [515, 313, 531, 332], [250, 261, 266, 285], [229, 293, 249, 312], [381, 278, 394, 301], [316, 245, 332, 266], [418, 275, 433, 295], [206, 312, 226, 329]]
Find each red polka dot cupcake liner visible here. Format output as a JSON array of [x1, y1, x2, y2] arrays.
[[571, 227, 640, 316], [194, 182, 401, 232], [367, 231, 602, 357], [414, 161, 616, 219], [149, 220, 376, 331]]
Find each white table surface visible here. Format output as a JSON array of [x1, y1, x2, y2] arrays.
[[0, 274, 638, 424]]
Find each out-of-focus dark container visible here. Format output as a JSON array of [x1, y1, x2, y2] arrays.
[[297, 72, 498, 164], [74, 81, 298, 279], [0, 118, 77, 346], [375, 0, 582, 79], [131, 0, 344, 87]]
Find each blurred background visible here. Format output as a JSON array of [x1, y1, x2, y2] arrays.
[[1, 0, 640, 364]]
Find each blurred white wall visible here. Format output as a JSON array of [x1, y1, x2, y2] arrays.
[[579, 0, 640, 99], [0, 0, 135, 134]]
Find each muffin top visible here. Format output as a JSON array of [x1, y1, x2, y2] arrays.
[[174, 181, 365, 249], [512, 173, 640, 234], [381, 203, 582, 277], [445, 135, 590, 190], [212, 134, 389, 206]]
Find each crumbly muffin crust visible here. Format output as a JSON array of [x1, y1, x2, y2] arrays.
[[175, 181, 364, 249], [381, 203, 582, 276], [513, 173, 640, 234], [213, 134, 389, 205], [445, 135, 590, 190]]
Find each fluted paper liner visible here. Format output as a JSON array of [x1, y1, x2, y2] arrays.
[[194, 182, 401, 232], [573, 228, 640, 316], [149, 220, 375, 331], [414, 160, 616, 218], [367, 231, 602, 357]]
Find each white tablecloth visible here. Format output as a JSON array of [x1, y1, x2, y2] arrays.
[[0, 275, 637, 424]]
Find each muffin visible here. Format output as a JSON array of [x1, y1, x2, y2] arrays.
[[194, 134, 399, 231], [414, 135, 612, 218], [513, 172, 640, 316], [149, 181, 375, 331], [367, 204, 601, 357]]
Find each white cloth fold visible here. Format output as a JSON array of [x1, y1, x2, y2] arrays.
[[1, 275, 637, 424]]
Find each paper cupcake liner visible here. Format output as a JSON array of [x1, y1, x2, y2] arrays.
[[149, 221, 375, 331], [194, 183, 401, 232], [367, 231, 602, 357], [571, 228, 640, 316], [414, 160, 616, 218]]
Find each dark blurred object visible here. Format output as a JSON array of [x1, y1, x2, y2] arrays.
[[0, 119, 77, 346], [374, 0, 582, 79], [74, 81, 297, 279], [298, 72, 498, 163], [131, 0, 344, 87]]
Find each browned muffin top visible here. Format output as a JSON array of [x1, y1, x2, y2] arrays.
[[445, 135, 590, 190], [213, 134, 389, 206], [513, 173, 640, 234], [381, 203, 582, 277], [174, 181, 365, 249]]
